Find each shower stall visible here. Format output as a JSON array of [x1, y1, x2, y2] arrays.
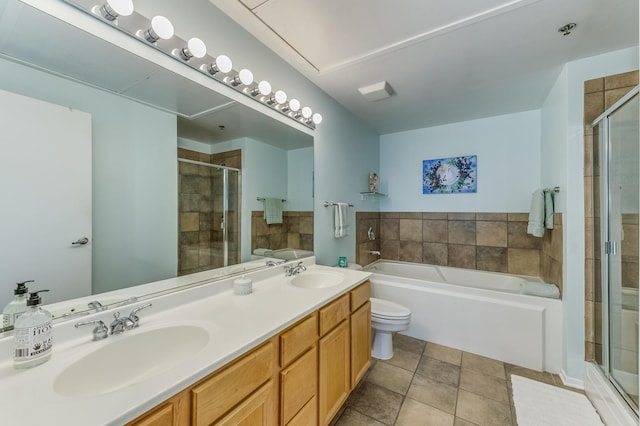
[[177, 159, 241, 276], [589, 85, 639, 422]]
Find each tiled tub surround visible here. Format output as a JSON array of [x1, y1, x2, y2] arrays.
[[178, 148, 241, 275], [584, 70, 639, 364], [251, 210, 314, 254], [356, 211, 563, 296]]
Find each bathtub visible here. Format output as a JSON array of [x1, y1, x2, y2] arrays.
[[364, 260, 563, 373]]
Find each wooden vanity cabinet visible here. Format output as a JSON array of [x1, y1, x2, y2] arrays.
[[127, 281, 371, 426]]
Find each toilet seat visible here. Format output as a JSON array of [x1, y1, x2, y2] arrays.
[[371, 297, 411, 318]]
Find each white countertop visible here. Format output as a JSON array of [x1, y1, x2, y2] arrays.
[[0, 259, 371, 425]]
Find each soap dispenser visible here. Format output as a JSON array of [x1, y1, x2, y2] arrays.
[[13, 290, 53, 369], [2, 280, 34, 328]]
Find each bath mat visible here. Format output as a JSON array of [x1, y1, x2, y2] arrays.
[[511, 375, 604, 426]]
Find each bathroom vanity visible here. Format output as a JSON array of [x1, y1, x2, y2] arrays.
[[0, 259, 371, 425]]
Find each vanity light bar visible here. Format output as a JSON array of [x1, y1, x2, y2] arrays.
[[61, 0, 321, 129]]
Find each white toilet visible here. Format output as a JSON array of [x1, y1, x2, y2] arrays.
[[370, 297, 411, 360]]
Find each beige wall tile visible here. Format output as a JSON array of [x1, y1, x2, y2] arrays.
[[507, 213, 529, 222], [476, 246, 508, 273], [507, 222, 541, 249], [585, 259, 594, 301], [381, 219, 400, 240], [584, 78, 604, 94], [605, 87, 634, 110], [400, 219, 423, 241], [584, 133, 593, 177], [399, 212, 423, 219], [585, 300, 595, 343], [179, 212, 200, 232], [584, 91, 604, 125], [448, 244, 476, 269], [604, 70, 639, 90], [400, 241, 423, 263], [448, 221, 476, 245], [423, 212, 447, 220], [423, 219, 448, 243], [448, 212, 476, 221], [423, 242, 448, 266], [476, 213, 507, 221], [476, 221, 507, 247], [508, 248, 540, 276], [381, 239, 400, 261]]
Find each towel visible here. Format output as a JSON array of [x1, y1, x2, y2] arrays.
[[544, 191, 555, 229], [527, 189, 544, 237], [334, 203, 350, 238], [263, 198, 282, 224], [520, 281, 560, 299]]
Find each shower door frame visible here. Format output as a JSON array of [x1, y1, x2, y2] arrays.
[[593, 85, 639, 414]]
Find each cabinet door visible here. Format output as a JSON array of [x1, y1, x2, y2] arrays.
[[318, 320, 350, 425], [351, 301, 371, 388], [214, 381, 275, 426], [126, 390, 190, 426], [281, 346, 317, 425]]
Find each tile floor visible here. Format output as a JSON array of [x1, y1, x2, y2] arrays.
[[332, 334, 587, 426]]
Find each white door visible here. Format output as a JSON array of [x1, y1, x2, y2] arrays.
[[0, 88, 92, 309]]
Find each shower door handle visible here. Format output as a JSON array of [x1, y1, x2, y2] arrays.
[[605, 241, 617, 255], [72, 237, 89, 246]]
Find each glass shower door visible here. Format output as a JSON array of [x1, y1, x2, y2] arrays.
[[601, 90, 639, 410]]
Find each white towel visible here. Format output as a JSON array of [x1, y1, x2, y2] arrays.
[[334, 203, 350, 238], [544, 190, 555, 229], [263, 198, 283, 224], [520, 281, 560, 299], [527, 189, 544, 237]]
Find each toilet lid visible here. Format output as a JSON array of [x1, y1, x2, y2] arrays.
[[370, 297, 411, 318]]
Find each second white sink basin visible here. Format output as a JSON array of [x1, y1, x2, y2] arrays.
[[53, 324, 209, 397], [290, 271, 345, 289]]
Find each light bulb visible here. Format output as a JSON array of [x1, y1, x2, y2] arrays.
[[205, 55, 232, 75], [288, 99, 300, 112], [301, 107, 312, 119], [230, 69, 253, 86], [312, 113, 323, 124], [178, 37, 206, 61], [100, 0, 133, 20], [143, 16, 174, 43], [258, 81, 271, 96], [274, 90, 287, 104]]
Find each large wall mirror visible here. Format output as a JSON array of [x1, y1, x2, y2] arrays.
[[0, 0, 313, 329]]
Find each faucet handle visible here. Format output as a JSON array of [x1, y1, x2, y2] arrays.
[[75, 319, 109, 340], [128, 303, 152, 327]]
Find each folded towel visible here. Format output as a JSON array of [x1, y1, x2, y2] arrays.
[[520, 281, 560, 299], [544, 191, 555, 229], [264, 197, 283, 224], [527, 189, 544, 237], [334, 203, 350, 238]]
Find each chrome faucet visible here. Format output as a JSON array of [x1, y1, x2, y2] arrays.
[[284, 261, 307, 276], [75, 319, 109, 340], [367, 250, 381, 256], [266, 259, 284, 267], [109, 303, 152, 335]]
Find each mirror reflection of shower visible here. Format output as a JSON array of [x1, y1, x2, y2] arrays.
[[593, 86, 639, 412], [177, 159, 240, 275]]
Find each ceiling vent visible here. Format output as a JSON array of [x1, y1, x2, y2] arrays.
[[358, 81, 393, 102]]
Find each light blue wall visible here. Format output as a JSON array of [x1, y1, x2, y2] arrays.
[[541, 46, 639, 383], [0, 58, 178, 295], [380, 110, 542, 212]]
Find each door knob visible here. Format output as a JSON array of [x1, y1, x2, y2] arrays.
[[72, 237, 89, 245]]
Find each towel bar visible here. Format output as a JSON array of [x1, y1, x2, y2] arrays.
[[323, 201, 354, 207], [257, 197, 286, 202], [543, 186, 560, 193]]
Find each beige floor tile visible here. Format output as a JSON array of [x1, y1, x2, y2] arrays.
[[454, 417, 479, 426], [367, 361, 414, 395], [407, 372, 458, 414], [417, 356, 460, 387], [333, 407, 387, 426], [505, 364, 555, 385], [347, 382, 404, 425], [456, 389, 513, 426], [395, 333, 427, 354], [461, 352, 505, 379], [459, 369, 509, 404], [395, 397, 455, 426], [383, 348, 421, 372], [424, 342, 463, 366]]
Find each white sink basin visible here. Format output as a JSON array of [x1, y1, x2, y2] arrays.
[[290, 271, 345, 289], [53, 325, 209, 397]]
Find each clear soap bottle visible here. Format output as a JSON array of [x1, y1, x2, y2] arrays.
[[14, 290, 53, 369], [2, 280, 33, 328]]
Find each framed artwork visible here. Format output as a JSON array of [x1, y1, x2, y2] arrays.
[[422, 155, 477, 194]]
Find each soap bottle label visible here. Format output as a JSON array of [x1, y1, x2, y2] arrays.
[[14, 321, 52, 360]]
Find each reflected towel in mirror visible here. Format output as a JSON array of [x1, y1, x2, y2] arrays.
[[264, 198, 283, 224]]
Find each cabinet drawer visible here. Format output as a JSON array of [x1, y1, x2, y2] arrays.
[[192, 341, 274, 426], [287, 395, 317, 426], [350, 281, 370, 311], [319, 294, 349, 336], [281, 346, 317, 425], [280, 314, 318, 367], [214, 380, 275, 426]]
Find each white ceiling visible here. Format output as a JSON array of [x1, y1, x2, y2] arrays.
[[211, 0, 638, 134]]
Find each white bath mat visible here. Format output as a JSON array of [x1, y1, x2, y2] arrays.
[[511, 375, 604, 426]]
